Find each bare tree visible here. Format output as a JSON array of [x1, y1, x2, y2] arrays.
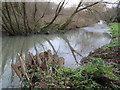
[[33, 1, 51, 32], [58, 0, 100, 30], [2, 0, 109, 36], [40, 0, 65, 30], [10, 2, 20, 33], [4, 2, 15, 35]]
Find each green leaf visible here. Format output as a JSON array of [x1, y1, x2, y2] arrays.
[[59, 81, 64, 85]]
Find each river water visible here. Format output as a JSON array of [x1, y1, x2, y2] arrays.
[[1, 23, 112, 88]]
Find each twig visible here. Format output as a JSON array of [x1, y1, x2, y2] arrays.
[[11, 63, 22, 81], [28, 52, 38, 67], [18, 53, 30, 81]]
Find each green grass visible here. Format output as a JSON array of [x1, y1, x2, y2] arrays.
[[102, 38, 120, 50], [101, 23, 120, 50], [109, 23, 120, 37]]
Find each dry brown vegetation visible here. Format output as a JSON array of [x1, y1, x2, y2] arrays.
[[12, 50, 65, 88]]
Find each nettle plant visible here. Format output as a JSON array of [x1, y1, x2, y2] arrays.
[[54, 57, 120, 89]]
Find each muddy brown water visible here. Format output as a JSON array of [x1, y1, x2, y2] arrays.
[[1, 23, 112, 88]]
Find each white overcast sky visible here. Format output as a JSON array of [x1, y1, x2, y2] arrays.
[[3, 0, 119, 8], [50, 0, 118, 8]]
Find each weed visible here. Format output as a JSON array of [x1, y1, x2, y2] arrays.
[[22, 57, 120, 89]]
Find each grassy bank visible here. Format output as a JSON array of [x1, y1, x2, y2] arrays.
[[99, 23, 120, 51], [81, 22, 120, 89]]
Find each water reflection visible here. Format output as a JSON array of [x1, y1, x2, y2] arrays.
[[2, 28, 111, 88]]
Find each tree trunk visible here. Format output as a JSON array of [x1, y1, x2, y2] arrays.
[[58, 1, 100, 30], [40, 0, 65, 30]]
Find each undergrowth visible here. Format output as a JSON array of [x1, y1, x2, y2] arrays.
[[22, 58, 120, 89]]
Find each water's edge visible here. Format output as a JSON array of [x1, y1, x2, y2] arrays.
[[1, 23, 112, 88]]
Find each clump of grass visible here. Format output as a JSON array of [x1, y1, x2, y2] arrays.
[[109, 23, 120, 38], [102, 39, 120, 50], [101, 23, 120, 50]]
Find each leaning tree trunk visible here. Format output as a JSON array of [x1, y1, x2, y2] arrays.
[[40, 0, 65, 30], [58, 1, 100, 30]]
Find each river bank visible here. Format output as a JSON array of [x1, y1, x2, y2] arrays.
[[10, 23, 120, 89], [82, 23, 119, 66], [81, 23, 120, 89]]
